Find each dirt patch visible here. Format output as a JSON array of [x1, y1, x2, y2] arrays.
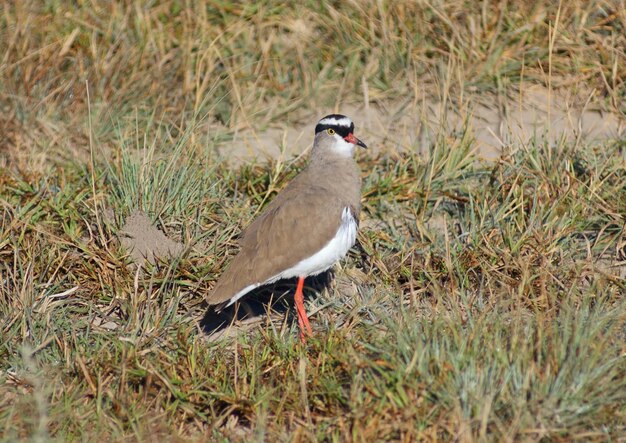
[[119, 210, 184, 265], [217, 85, 624, 163]]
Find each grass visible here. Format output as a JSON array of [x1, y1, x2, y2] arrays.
[[2, 0, 626, 441]]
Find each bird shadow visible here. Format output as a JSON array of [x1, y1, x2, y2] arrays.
[[199, 270, 334, 336]]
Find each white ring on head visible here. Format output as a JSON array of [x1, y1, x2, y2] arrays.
[[318, 116, 352, 127]]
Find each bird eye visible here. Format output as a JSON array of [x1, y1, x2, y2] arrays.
[[327, 128, 335, 135]]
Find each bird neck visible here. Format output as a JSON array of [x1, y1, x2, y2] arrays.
[[305, 153, 361, 203], [308, 148, 357, 168]]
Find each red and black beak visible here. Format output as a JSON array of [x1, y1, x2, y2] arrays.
[[344, 133, 367, 148]]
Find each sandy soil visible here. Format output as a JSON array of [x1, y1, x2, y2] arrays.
[[219, 84, 624, 163]]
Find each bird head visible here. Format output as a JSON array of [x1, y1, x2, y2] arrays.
[[313, 114, 367, 158]]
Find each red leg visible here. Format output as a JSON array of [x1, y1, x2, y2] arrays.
[[294, 276, 313, 341]]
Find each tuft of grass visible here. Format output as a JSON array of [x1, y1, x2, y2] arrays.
[[104, 119, 223, 225]]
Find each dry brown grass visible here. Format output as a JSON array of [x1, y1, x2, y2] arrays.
[[2, 1, 624, 166]]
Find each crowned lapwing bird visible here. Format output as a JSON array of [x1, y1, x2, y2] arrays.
[[207, 114, 366, 341]]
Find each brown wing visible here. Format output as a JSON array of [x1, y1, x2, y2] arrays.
[[206, 186, 345, 305]]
